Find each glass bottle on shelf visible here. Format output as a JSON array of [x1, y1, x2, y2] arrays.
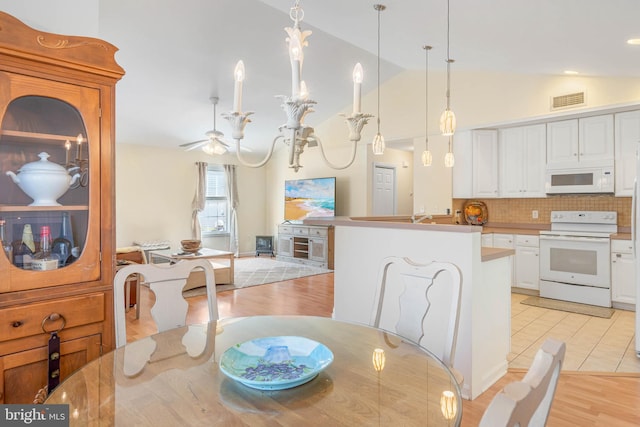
[[12, 224, 35, 270], [0, 219, 13, 261], [32, 225, 60, 271], [52, 212, 74, 267]]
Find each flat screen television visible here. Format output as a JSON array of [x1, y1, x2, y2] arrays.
[[284, 177, 336, 221]]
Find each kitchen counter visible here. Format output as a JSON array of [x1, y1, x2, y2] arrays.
[[612, 232, 631, 240], [482, 247, 515, 261], [308, 216, 513, 400]]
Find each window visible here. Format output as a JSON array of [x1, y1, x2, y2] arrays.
[[199, 167, 228, 235]]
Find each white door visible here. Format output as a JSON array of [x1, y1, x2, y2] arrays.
[[372, 164, 396, 215]]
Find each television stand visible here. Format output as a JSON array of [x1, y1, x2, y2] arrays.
[[276, 224, 334, 269]]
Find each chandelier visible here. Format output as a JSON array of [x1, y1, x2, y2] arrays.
[[223, 0, 373, 172]]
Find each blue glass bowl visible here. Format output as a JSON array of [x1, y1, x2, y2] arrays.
[[219, 336, 334, 390]]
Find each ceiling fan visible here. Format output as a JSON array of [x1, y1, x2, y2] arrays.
[[180, 97, 247, 155]]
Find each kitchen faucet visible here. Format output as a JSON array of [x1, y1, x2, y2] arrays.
[[411, 214, 433, 224]]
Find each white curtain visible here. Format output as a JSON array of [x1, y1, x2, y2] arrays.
[[224, 164, 239, 257], [191, 161, 207, 240]]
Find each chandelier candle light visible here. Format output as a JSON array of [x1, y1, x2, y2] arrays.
[[224, 0, 373, 172]]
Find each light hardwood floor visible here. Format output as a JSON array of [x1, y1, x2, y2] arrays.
[[126, 270, 640, 426]]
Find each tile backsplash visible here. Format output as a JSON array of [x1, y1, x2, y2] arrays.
[[453, 196, 632, 228]]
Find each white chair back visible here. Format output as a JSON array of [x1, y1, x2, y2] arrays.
[[479, 338, 566, 427], [113, 259, 219, 348], [370, 256, 462, 369]]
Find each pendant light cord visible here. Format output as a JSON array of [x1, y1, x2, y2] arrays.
[[376, 5, 383, 133], [424, 45, 431, 148], [446, 0, 452, 110]]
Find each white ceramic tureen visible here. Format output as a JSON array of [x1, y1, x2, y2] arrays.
[[6, 152, 80, 206]]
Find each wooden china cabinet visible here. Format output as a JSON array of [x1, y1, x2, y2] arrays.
[[0, 12, 124, 403]]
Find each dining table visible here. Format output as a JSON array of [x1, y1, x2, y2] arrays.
[[45, 315, 462, 426]]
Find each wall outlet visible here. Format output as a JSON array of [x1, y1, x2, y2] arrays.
[[532, 210, 539, 219]]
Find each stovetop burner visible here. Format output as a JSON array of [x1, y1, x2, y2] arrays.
[[544, 210, 617, 234]]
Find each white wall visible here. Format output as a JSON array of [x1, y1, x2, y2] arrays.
[[115, 144, 266, 255]]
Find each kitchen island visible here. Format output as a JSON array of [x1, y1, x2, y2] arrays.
[[305, 217, 513, 400]]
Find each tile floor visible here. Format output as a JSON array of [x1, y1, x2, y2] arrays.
[[509, 293, 640, 373]]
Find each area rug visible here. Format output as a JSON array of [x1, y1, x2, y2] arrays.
[[520, 296, 614, 319], [183, 257, 332, 296]]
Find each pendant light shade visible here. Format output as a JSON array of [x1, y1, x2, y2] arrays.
[[372, 132, 385, 155], [422, 45, 433, 166], [444, 136, 455, 167], [440, 0, 456, 137], [372, 4, 386, 155]]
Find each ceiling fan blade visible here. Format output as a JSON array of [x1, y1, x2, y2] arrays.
[[218, 137, 253, 153], [179, 139, 208, 148], [184, 140, 211, 151]]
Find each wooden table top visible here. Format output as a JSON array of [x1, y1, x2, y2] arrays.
[[46, 316, 462, 426]]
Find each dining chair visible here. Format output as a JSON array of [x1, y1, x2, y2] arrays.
[[479, 338, 566, 427], [113, 258, 219, 348], [370, 256, 463, 384]]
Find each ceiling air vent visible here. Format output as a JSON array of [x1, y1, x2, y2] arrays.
[[550, 91, 586, 111]]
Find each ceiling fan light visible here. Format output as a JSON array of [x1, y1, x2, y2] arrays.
[[440, 109, 456, 136], [372, 132, 385, 155], [202, 144, 215, 155], [421, 150, 433, 166]]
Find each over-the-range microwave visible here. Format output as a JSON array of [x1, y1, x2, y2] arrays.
[[545, 166, 614, 194]]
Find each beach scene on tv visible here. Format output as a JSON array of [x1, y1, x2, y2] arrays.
[[285, 178, 336, 220]]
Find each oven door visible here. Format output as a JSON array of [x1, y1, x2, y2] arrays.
[[539, 234, 611, 288]]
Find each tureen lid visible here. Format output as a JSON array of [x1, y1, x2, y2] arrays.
[[18, 152, 67, 173]]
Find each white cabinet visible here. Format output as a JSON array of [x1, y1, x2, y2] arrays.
[[472, 130, 499, 198], [277, 224, 333, 268], [452, 131, 473, 198], [611, 240, 635, 307], [614, 111, 640, 196], [499, 124, 546, 198], [481, 233, 493, 247], [277, 226, 294, 257], [492, 234, 515, 286], [547, 115, 613, 169], [515, 235, 539, 290]]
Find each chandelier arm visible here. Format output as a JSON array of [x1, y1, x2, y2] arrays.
[[310, 134, 358, 170], [233, 134, 282, 168]]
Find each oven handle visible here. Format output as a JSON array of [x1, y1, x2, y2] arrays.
[[539, 235, 610, 243]]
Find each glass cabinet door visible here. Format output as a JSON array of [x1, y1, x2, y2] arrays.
[[0, 73, 101, 292]]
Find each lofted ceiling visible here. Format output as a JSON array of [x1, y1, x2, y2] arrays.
[[7, 0, 640, 154]]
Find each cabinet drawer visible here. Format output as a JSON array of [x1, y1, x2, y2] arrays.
[[0, 293, 105, 342], [611, 239, 633, 254], [516, 235, 539, 247], [309, 227, 328, 237], [292, 227, 309, 236], [278, 225, 293, 234]]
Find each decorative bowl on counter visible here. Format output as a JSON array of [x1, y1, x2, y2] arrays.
[[5, 152, 80, 206], [463, 200, 488, 225]]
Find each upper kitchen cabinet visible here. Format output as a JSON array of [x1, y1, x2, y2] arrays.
[[546, 115, 614, 169], [0, 12, 123, 403], [614, 110, 640, 196], [499, 124, 546, 198], [472, 130, 499, 198], [452, 130, 498, 198]]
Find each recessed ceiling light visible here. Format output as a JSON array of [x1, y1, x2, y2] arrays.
[[627, 38, 640, 45], [564, 70, 579, 75]]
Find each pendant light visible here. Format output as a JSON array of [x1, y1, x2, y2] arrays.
[[421, 45, 433, 167], [440, 0, 456, 137], [372, 4, 386, 155], [444, 135, 455, 167]]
